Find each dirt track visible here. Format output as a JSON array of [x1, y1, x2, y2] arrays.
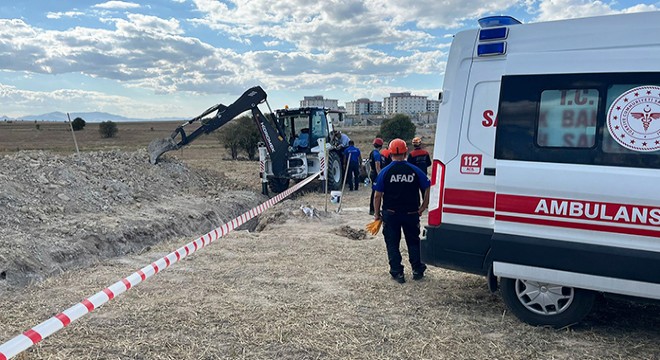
[[1, 150, 660, 359]]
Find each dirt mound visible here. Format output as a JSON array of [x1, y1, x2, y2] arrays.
[[0, 150, 266, 292], [334, 225, 367, 240]]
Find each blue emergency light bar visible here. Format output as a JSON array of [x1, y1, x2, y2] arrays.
[[477, 42, 506, 56], [478, 16, 521, 28], [479, 27, 508, 41]]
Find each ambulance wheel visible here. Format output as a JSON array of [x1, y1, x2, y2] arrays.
[[500, 277, 595, 328], [327, 151, 342, 190], [268, 177, 290, 193]]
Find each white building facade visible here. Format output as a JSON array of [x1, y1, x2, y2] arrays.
[[383, 92, 428, 115], [300, 96, 339, 110], [426, 99, 441, 113], [346, 98, 382, 115]]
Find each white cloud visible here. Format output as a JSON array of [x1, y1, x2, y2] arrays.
[[0, 11, 445, 98], [46, 11, 86, 19], [534, 0, 658, 21], [93, 1, 141, 10], [188, 0, 472, 52], [0, 83, 176, 118]]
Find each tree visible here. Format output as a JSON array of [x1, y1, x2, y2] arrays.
[[236, 116, 261, 160], [380, 114, 416, 143], [217, 115, 261, 160], [99, 121, 118, 138], [218, 122, 241, 159], [71, 117, 86, 131]]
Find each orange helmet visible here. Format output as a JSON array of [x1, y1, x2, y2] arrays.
[[412, 137, 422, 146], [389, 138, 408, 155], [373, 137, 384, 146]]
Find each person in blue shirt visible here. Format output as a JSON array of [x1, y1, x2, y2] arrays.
[[343, 140, 362, 191], [373, 138, 430, 284], [368, 137, 384, 215], [293, 128, 309, 150]]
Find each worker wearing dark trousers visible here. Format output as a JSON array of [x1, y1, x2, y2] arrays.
[[369, 137, 384, 215], [407, 137, 431, 176], [373, 138, 430, 284], [343, 140, 362, 191]]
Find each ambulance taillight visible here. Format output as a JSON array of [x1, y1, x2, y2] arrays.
[[428, 160, 445, 226]]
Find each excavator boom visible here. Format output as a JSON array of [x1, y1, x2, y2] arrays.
[[148, 86, 287, 165]]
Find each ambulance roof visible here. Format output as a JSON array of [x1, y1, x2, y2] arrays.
[[467, 11, 660, 75]]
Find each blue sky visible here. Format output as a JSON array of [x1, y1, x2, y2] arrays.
[[1, 0, 658, 119]]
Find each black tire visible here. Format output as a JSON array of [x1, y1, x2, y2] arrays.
[[326, 151, 343, 190], [500, 277, 596, 328], [268, 177, 290, 193]]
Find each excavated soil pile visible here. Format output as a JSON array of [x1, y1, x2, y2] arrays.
[[0, 150, 266, 292]]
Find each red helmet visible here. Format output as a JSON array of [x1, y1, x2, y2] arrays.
[[373, 137, 384, 146], [389, 138, 408, 155]]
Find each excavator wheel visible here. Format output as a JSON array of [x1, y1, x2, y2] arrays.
[[268, 177, 290, 193], [326, 151, 343, 190]]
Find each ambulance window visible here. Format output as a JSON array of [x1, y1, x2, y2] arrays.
[[537, 89, 598, 148]]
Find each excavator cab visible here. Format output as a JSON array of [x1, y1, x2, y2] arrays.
[[277, 108, 330, 152]]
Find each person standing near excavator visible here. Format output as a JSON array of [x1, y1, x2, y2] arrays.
[[372, 138, 430, 284], [368, 137, 384, 215], [407, 137, 431, 176], [343, 140, 362, 191]]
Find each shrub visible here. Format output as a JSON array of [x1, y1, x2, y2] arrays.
[[380, 114, 416, 143], [236, 116, 261, 160], [217, 115, 261, 160], [99, 121, 118, 138], [71, 117, 86, 131], [218, 122, 241, 159]]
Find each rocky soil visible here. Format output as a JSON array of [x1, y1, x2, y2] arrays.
[[0, 150, 265, 292]]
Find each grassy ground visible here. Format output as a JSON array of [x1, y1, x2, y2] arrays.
[[1, 120, 659, 360]]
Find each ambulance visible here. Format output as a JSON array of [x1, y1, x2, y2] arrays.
[[421, 12, 660, 327]]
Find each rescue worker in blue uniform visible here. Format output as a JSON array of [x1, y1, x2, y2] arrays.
[[368, 137, 384, 215], [343, 140, 362, 191], [373, 138, 430, 283]]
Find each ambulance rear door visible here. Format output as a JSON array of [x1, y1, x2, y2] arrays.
[[425, 28, 509, 275]]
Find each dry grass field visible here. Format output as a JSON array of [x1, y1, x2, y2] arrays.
[[1, 120, 659, 360]]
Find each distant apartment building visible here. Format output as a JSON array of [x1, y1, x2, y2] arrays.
[[300, 95, 339, 110], [345, 98, 382, 115], [426, 99, 440, 113], [383, 92, 428, 115]]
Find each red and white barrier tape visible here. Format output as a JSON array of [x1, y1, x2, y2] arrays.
[[0, 172, 321, 360]]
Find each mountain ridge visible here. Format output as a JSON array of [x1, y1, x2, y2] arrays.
[[2, 111, 182, 123]]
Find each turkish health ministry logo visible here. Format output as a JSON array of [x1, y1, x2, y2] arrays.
[[607, 85, 660, 152]]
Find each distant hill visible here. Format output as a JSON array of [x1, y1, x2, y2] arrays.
[[5, 111, 181, 123]]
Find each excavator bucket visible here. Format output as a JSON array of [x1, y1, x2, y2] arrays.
[[148, 137, 179, 164]]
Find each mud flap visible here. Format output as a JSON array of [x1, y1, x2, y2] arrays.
[[148, 137, 179, 164]]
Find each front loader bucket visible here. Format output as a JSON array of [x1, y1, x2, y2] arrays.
[[148, 137, 179, 164]]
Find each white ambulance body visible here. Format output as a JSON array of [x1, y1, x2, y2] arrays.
[[422, 12, 660, 327]]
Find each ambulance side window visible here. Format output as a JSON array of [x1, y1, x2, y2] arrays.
[[537, 89, 598, 148], [496, 73, 660, 169]]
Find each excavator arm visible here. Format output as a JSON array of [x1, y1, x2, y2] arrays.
[[148, 86, 289, 172]]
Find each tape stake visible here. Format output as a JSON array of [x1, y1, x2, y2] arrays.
[[0, 172, 321, 359]]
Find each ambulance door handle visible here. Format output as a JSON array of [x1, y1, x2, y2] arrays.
[[484, 168, 496, 176]]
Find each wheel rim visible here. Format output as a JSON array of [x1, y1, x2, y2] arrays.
[[331, 159, 341, 183], [514, 279, 575, 316]]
